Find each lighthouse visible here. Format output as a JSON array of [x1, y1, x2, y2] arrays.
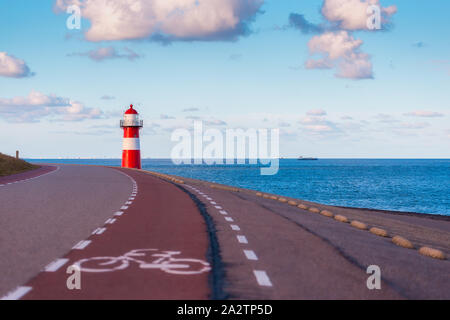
[[120, 104, 143, 169]]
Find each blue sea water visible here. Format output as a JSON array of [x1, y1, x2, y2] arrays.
[[28, 159, 450, 216]]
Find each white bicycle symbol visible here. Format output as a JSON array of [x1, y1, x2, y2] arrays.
[[74, 249, 211, 275]]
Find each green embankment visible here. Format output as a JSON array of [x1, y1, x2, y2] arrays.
[[0, 153, 39, 177]]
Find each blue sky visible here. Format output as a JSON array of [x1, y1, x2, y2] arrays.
[[0, 0, 449, 158]]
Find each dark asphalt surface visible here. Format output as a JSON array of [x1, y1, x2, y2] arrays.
[[1, 165, 449, 299], [0, 164, 132, 297], [180, 178, 450, 299]]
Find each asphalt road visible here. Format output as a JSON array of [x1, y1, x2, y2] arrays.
[[0, 164, 131, 298], [1, 165, 449, 299], [181, 177, 450, 299]]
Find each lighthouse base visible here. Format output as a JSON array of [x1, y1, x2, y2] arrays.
[[122, 150, 141, 169]]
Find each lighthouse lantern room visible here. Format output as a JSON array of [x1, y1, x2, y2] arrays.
[[120, 104, 143, 169]]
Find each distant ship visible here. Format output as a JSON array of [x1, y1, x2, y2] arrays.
[[298, 156, 318, 160]]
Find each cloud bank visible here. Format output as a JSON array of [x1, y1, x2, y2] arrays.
[[0, 90, 103, 122], [68, 47, 141, 62], [0, 52, 34, 78], [290, 0, 397, 80], [54, 0, 263, 42]]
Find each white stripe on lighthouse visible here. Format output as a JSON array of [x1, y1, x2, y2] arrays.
[[122, 138, 140, 150]]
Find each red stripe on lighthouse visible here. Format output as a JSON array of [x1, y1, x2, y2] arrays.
[[122, 150, 141, 169], [123, 127, 140, 138]]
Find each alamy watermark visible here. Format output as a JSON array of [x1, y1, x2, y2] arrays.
[[366, 265, 381, 290], [66, 265, 81, 290], [367, 5, 382, 30], [170, 121, 280, 175], [66, 5, 81, 30]]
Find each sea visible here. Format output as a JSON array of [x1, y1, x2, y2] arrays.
[[27, 159, 450, 216]]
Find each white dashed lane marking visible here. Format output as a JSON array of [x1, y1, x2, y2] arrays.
[[244, 250, 258, 261], [72, 240, 91, 250], [185, 184, 273, 290], [44, 258, 69, 272], [237, 235, 248, 244], [253, 271, 273, 287], [1, 286, 32, 300], [105, 218, 116, 224], [121, 206, 128, 210], [114, 211, 124, 216], [92, 227, 107, 234]]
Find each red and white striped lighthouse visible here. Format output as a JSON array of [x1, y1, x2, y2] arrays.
[[120, 104, 143, 169]]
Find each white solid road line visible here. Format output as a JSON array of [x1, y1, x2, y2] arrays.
[[244, 250, 258, 261], [1, 286, 32, 300], [45, 258, 69, 272], [230, 224, 240, 231], [219, 210, 228, 215], [225, 217, 234, 222], [73, 240, 91, 250], [237, 235, 248, 244], [253, 271, 273, 287]]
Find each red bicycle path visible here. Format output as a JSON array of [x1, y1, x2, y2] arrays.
[[22, 168, 211, 300]]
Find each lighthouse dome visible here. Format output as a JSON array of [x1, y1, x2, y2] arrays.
[[125, 104, 138, 115]]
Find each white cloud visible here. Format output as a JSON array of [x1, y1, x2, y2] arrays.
[[54, 0, 263, 42], [299, 111, 340, 135], [68, 47, 141, 62], [0, 52, 34, 78], [307, 109, 327, 116], [0, 90, 103, 122], [404, 110, 445, 118], [305, 31, 373, 79], [399, 122, 430, 129], [204, 119, 227, 126], [295, 1, 396, 80], [336, 52, 372, 79], [321, 0, 397, 30], [182, 107, 200, 112], [305, 58, 333, 69], [100, 95, 115, 100], [374, 113, 398, 123], [160, 114, 175, 120]]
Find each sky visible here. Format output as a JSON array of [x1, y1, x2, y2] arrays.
[[0, 0, 449, 159]]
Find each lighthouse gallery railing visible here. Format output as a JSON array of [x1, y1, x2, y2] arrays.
[[120, 119, 143, 127]]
